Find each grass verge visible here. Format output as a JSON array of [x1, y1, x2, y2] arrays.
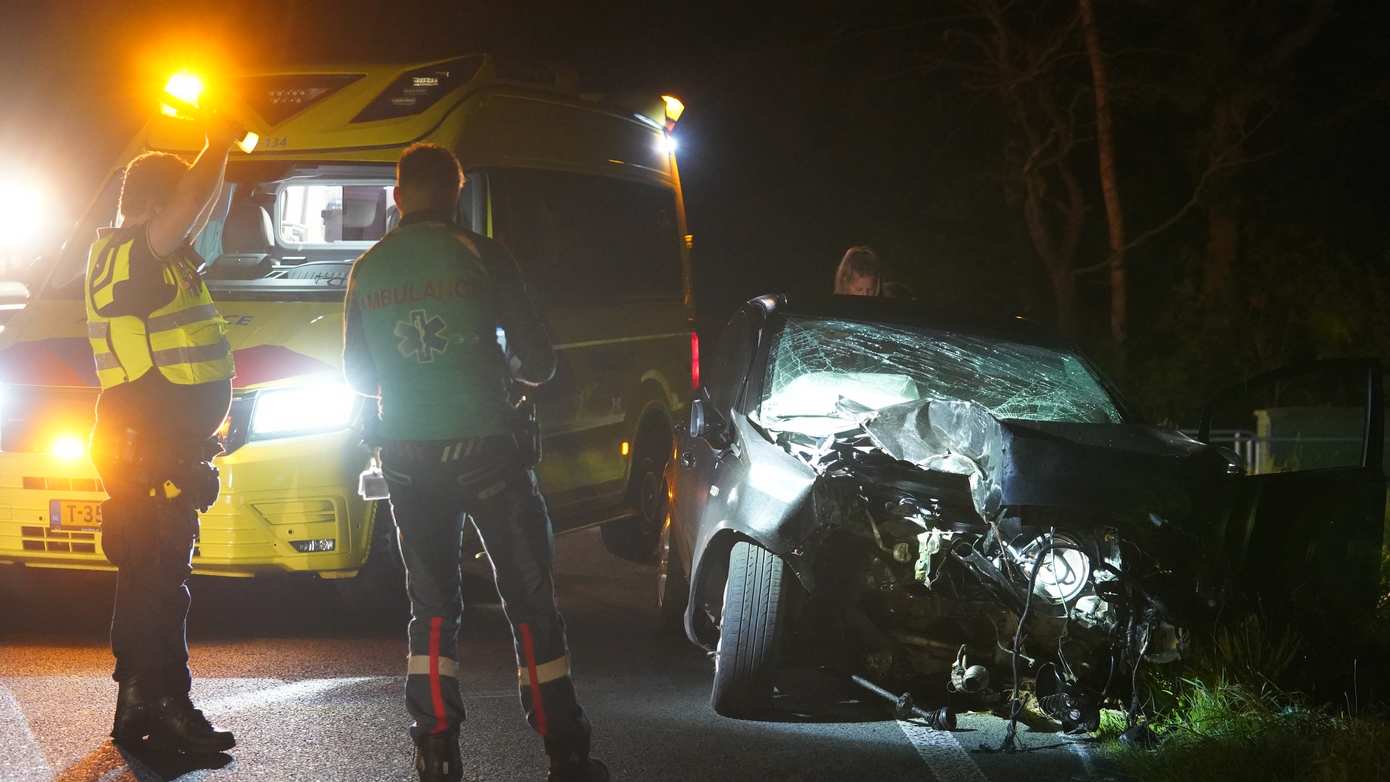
[[1098, 615, 1390, 782]]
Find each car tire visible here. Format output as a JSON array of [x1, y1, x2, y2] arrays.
[[656, 513, 688, 636], [333, 501, 408, 622], [601, 423, 672, 564], [710, 541, 787, 718]]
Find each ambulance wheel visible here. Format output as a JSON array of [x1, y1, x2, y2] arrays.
[[601, 421, 672, 564], [334, 501, 407, 621]]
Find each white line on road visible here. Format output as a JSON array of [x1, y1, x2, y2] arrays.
[[0, 683, 52, 782], [898, 720, 991, 782]]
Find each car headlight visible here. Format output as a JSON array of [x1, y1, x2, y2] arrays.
[[249, 383, 359, 439], [1015, 533, 1091, 605]]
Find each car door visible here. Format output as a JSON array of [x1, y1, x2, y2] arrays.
[[1200, 359, 1385, 638], [671, 308, 759, 570]]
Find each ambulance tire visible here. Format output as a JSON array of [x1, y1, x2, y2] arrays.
[[601, 419, 673, 564], [333, 502, 408, 623]]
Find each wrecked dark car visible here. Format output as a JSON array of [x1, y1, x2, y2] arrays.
[[659, 294, 1386, 725]]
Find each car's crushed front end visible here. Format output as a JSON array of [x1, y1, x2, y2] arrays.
[[686, 311, 1238, 727]]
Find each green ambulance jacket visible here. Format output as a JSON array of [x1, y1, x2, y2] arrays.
[[342, 211, 556, 440]]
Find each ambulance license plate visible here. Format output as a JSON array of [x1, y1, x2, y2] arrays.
[[50, 499, 103, 530]]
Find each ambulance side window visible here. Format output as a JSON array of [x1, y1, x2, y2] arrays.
[[486, 168, 682, 305]]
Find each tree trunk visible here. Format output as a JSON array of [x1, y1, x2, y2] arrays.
[[1079, 0, 1127, 352], [1203, 100, 1243, 302]]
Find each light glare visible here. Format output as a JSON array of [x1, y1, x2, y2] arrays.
[[164, 72, 204, 108], [0, 179, 46, 250], [250, 383, 357, 438], [661, 95, 685, 124], [51, 434, 85, 461]]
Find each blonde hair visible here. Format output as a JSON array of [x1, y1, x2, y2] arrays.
[[834, 245, 882, 295]]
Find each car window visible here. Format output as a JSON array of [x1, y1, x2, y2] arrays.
[[708, 310, 754, 413], [757, 317, 1123, 426]]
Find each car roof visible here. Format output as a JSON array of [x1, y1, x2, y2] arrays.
[[762, 293, 1070, 350]]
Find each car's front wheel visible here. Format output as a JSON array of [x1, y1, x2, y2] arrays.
[[710, 540, 787, 718]]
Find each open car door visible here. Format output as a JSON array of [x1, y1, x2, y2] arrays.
[[1201, 359, 1386, 644]]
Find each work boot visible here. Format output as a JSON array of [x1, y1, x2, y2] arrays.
[[547, 758, 610, 782], [145, 694, 236, 753], [414, 733, 463, 782], [110, 679, 156, 745]]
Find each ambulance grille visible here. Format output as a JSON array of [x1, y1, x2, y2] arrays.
[[22, 477, 104, 492], [20, 525, 98, 554]]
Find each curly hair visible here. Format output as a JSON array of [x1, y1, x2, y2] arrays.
[[118, 152, 190, 221]]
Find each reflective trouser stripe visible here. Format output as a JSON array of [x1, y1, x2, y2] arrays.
[[517, 655, 570, 686], [147, 303, 218, 332], [518, 622, 548, 736], [428, 616, 448, 735], [408, 655, 459, 678], [150, 336, 231, 367]]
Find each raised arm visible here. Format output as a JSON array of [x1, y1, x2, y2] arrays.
[[146, 116, 237, 257]]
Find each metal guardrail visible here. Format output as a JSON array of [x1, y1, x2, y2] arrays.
[[1181, 428, 1374, 475]]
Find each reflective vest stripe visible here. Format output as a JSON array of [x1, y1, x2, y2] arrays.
[[147, 303, 218, 332], [89, 242, 132, 312], [150, 337, 231, 368], [93, 352, 122, 371], [87, 322, 110, 339]]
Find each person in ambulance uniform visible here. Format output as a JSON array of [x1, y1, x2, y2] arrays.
[[85, 113, 238, 754], [343, 144, 607, 782]]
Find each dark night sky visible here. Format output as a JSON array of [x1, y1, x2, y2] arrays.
[[2, 1, 1387, 358]]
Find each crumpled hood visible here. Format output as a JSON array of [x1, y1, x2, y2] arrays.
[[858, 399, 1224, 524]]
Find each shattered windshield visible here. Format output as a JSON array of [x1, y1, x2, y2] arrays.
[[758, 317, 1123, 429]]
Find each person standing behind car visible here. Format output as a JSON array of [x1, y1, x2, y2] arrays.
[[834, 244, 883, 296], [85, 114, 239, 753], [342, 143, 608, 782]]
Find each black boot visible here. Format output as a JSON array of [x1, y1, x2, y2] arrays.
[[414, 733, 463, 782], [547, 758, 610, 782], [145, 694, 236, 753], [111, 679, 156, 745]]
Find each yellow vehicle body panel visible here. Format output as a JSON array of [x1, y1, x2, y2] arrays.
[[0, 55, 692, 579]]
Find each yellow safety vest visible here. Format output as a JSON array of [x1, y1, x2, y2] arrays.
[[84, 229, 235, 390]]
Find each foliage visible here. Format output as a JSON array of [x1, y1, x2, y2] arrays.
[[1100, 614, 1390, 782]]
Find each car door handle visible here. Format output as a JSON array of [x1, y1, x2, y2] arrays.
[[680, 451, 697, 469]]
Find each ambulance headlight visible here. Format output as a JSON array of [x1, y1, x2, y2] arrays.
[[250, 383, 358, 439]]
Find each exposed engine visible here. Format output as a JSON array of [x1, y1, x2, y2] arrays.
[[761, 398, 1191, 730]]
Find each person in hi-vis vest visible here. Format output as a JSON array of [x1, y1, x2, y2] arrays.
[[85, 111, 239, 754]]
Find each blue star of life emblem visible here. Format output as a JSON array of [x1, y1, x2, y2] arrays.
[[395, 309, 449, 363]]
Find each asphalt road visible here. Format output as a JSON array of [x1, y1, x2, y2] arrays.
[[0, 528, 1104, 782]]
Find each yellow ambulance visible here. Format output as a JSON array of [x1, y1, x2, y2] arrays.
[[0, 55, 694, 591]]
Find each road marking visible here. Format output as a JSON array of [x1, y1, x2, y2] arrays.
[[0, 683, 51, 782], [897, 720, 990, 782]]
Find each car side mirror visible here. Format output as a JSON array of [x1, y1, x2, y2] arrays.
[[689, 398, 706, 439]]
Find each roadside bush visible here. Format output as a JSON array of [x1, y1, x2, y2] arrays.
[[1102, 616, 1390, 782]]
